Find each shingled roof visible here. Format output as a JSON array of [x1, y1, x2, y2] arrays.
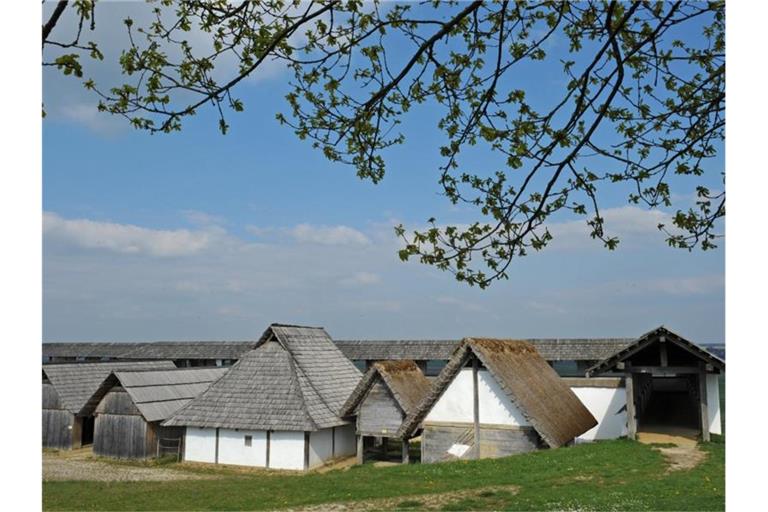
[[79, 367, 229, 422], [334, 338, 634, 362], [164, 324, 362, 431], [340, 360, 432, 418], [42, 360, 176, 414], [43, 341, 256, 360], [398, 338, 597, 448], [586, 326, 726, 376]]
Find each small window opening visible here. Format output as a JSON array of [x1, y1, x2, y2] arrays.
[[244, 435, 252, 447]]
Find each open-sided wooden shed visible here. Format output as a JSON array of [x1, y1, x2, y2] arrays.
[[79, 367, 228, 459], [399, 338, 597, 463], [340, 360, 431, 463], [42, 360, 175, 450]]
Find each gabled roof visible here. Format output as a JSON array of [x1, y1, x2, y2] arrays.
[[586, 326, 726, 376], [79, 367, 229, 422], [340, 360, 432, 418], [398, 338, 597, 448], [164, 324, 362, 431], [334, 338, 634, 362], [42, 360, 177, 414]]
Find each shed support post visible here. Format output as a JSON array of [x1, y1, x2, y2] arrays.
[[625, 373, 637, 440], [472, 356, 480, 459], [699, 368, 710, 442], [401, 439, 410, 464], [356, 435, 364, 464], [381, 437, 388, 459]]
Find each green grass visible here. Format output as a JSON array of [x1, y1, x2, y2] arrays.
[[43, 439, 724, 511]]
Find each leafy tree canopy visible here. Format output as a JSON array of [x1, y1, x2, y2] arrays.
[[43, 0, 725, 288]]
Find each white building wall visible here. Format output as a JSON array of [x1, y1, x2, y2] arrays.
[[706, 374, 723, 435], [570, 386, 628, 442], [218, 429, 267, 467], [184, 427, 217, 463], [309, 429, 332, 468], [425, 368, 530, 426], [270, 431, 306, 470], [334, 424, 356, 458]]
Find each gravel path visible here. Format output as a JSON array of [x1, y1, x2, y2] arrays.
[[43, 450, 216, 482]]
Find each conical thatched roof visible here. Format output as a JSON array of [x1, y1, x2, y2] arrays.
[[398, 338, 597, 448], [340, 360, 432, 418], [164, 324, 362, 431], [42, 360, 176, 414]]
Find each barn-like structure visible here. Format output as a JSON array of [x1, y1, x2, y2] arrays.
[[164, 324, 362, 470], [340, 360, 432, 464], [398, 338, 597, 463], [42, 360, 175, 449], [78, 367, 228, 459], [587, 326, 725, 441]]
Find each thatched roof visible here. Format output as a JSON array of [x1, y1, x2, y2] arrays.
[[398, 338, 597, 448], [334, 338, 634, 362], [43, 341, 256, 360], [586, 326, 726, 376], [79, 367, 229, 422], [164, 324, 362, 431], [42, 361, 176, 414], [340, 360, 432, 418]]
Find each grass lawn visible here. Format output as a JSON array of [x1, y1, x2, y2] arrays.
[[43, 438, 724, 511]]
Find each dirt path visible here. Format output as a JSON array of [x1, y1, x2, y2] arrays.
[[637, 432, 708, 472], [288, 485, 520, 511], [43, 449, 217, 482]]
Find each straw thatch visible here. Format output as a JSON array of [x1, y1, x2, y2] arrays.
[[42, 361, 176, 414], [79, 367, 229, 422], [340, 360, 431, 417], [398, 338, 597, 448], [164, 324, 362, 431], [586, 325, 726, 376]]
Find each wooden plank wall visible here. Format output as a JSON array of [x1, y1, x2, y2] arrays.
[[42, 382, 76, 449], [421, 423, 540, 464], [93, 387, 151, 458], [357, 381, 404, 436]]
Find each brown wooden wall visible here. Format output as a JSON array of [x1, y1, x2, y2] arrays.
[[357, 381, 404, 436], [93, 387, 152, 458], [421, 422, 541, 464], [42, 381, 80, 449]]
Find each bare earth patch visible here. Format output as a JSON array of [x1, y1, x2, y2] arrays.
[[288, 485, 520, 511], [637, 432, 708, 472], [43, 449, 217, 482]]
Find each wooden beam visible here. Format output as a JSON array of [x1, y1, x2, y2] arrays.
[[401, 439, 410, 464], [625, 373, 637, 440], [381, 437, 388, 458], [266, 431, 271, 469], [660, 343, 668, 367], [304, 432, 310, 470], [356, 435, 364, 464], [472, 356, 480, 459], [214, 428, 220, 464], [699, 368, 710, 442], [628, 365, 700, 375]]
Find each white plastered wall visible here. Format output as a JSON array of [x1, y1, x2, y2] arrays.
[[334, 424, 356, 457], [706, 374, 722, 435], [425, 367, 530, 426], [184, 427, 216, 463], [270, 431, 305, 470], [218, 429, 267, 467], [309, 428, 333, 469], [570, 386, 628, 442]]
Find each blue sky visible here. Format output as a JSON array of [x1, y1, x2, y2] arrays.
[[42, 1, 724, 343]]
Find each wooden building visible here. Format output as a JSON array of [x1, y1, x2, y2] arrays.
[[78, 367, 228, 459], [42, 360, 175, 449], [587, 326, 725, 442], [398, 338, 597, 463], [340, 360, 432, 464], [164, 324, 362, 470]]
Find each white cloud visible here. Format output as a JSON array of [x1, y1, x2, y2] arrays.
[[635, 275, 724, 296], [290, 224, 371, 246], [435, 296, 484, 312], [43, 212, 213, 257], [339, 272, 381, 287]]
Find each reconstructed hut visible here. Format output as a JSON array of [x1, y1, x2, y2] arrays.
[[587, 326, 725, 441], [78, 367, 228, 459], [398, 338, 597, 463], [164, 324, 362, 470], [42, 360, 175, 449], [340, 360, 432, 463]]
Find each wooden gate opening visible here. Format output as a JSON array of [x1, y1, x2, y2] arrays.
[[637, 375, 700, 438], [81, 416, 95, 446]]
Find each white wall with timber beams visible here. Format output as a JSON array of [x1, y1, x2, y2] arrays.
[[184, 427, 216, 463], [706, 374, 722, 435], [425, 368, 530, 426], [569, 386, 628, 441]]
